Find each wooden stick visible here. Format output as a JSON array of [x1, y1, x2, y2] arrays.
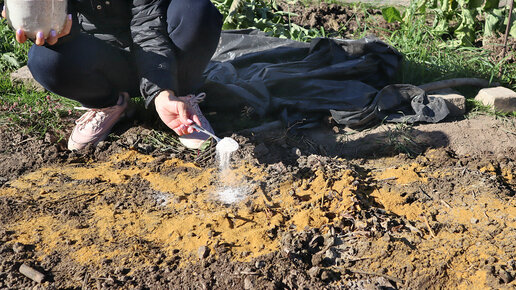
[[424, 215, 436, 238], [440, 200, 452, 209], [501, 0, 515, 71]]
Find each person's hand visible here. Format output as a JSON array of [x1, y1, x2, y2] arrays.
[[154, 90, 201, 136], [1, 8, 73, 46]]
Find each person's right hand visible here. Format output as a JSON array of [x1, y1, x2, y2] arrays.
[[1, 7, 73, 46], [154, 90, 201, 136]]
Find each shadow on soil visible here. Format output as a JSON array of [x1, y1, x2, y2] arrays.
[[247, 123, 450, 165]]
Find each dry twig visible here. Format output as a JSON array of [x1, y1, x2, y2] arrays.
[[424, 215, 436, 238], [440, 200, 452, 209]]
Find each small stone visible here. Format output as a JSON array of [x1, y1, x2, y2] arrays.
[[382, 233, 392, 242], [320, 270, 330, 281], [126, 136, 137, 147], [12, 242, 25, 253], [44, 133, 57, 144], [197, 246, 210, 259], [470, 218, 479, 224], [307, 266, 321, 279], [324, 248, 337, 261], [10, 66, 45, 92], [244, 277, 253, 289], [499, 270, 513, 284], [311, 252, 324, 266], [19, 264, 45, 283], [354, 220, 368, 229], [475, 86, 516, 113], [255, 260, 265, 269], [292, 147, 302, 156], [428, 88, 466, 117]]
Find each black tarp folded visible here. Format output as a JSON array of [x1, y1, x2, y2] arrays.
[[202, 30, 449, 129]]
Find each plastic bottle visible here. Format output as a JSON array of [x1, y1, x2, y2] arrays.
[[5, 0, 67, 39]]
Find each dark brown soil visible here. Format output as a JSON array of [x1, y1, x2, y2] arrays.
[[1, 2, 516, 289], [276, 1, 399, 39], [1, 110, 515, 289]]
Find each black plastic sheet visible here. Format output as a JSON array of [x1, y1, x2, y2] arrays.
[[202, 30, 449, 129]]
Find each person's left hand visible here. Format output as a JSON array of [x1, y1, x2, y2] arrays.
[[154, 90, 201, 136]]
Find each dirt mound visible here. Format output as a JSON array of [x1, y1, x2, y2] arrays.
[[276, 1, 399, 39], [0, 113, 515, 288]]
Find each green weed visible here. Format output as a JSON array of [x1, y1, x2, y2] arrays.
[[381, 3, 515, 94], [380, 122, 421, 157], [382, 0, 516, 47], [0, 18, 31, 71], [0, 74, 79, 138], [467, 98, 516, 118]]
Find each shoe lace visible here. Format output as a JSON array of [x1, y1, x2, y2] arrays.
[[184, 93, 206, 104], [73, 106, 118, 131]]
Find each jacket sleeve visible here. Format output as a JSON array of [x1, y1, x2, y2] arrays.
[[130, 0, 177, 108]]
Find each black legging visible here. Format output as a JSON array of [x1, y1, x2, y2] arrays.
[[27, 0, 222, 108]]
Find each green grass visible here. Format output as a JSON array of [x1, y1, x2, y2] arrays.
[[0, 18, 78, 138], [0, 74, 79, 138], [0, 18, 30, 71], [0, 0, 515, 141], [385, 13, 513, 89]]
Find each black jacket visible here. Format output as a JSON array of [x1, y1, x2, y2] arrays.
[[70, 0, 177, 107]]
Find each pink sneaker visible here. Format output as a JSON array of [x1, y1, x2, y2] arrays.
[[178, 93, 214, 149], [67, 93, 129, 150]]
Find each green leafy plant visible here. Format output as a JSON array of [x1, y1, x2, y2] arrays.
[[382, 6, 403, 23], [211, 0, 323, 41], [382, 0, 516, 46], [0, 18, 30, 71]]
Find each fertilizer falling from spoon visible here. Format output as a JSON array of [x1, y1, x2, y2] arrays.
[[190, 124, 243, 203], [190, 124, 239, 170], [215, 137, 240, 171]]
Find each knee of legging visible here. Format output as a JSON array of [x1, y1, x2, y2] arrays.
[[27, 45, 70, 93], [168, 0, 222, 37]]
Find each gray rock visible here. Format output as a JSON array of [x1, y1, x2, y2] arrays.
[[12, 242, 25, 253], [244, 277, 254, 289], [307, 266, 321, 279], [499, 270, 513, 284], [255, 260, 265, 269], [311, 252, 324, 266], [475, 86, 516, 113], [197, 245, 210, 259], [428, 88, 466, 117], [10, 66, 45, 92], [325, 248, 337, 261], [320, 270, 330, 281]]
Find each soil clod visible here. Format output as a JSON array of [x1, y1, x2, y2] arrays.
[[19, 264, 45, 283], [197, 246, 210, 260]]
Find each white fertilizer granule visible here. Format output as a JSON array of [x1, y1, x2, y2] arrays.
[[217, 187, 247, 204]]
